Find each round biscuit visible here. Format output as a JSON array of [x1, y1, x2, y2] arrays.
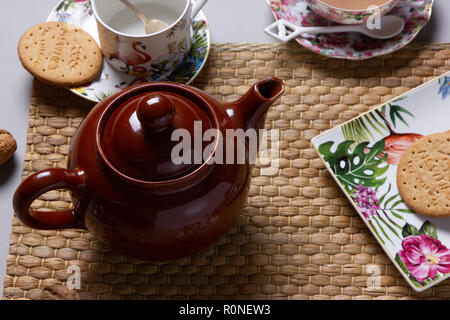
[[18, 22, 103, 87], [397, 131, 450, 218]]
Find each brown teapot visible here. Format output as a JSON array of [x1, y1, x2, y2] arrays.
[[13, 78, 284, 260]]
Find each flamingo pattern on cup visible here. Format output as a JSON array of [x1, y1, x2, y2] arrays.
[[47, 0, 210, 102], [96, 13, 192, 80], [105, 40, 152, 84], [92, 0, 203, 79]]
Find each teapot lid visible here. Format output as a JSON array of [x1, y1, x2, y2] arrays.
[[100, 87, 214, 182]]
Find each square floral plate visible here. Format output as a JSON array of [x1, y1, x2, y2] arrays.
[[311, 71, 450, 292]]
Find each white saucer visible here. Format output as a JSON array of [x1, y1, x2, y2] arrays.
[[47, 0, 211, 102]]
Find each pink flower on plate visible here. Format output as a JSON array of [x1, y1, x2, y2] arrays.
[[282, 0, 298, 6], [320, 35, 346, 48], [399, 235, 450, 282], [352, 185, 380, 221]]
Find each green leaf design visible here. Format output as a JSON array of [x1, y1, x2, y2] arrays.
[[395, 253, 424, 288], [395, 253, 409, 274], [372, 184, 414, 240], [169, 63, 195, 83], [167, 21, 208, 83], [341, 103, 415, 144], [402, 223, 419, 237], [377, 183, 391, 205], [94, 90, 113, 102], [397, 209, 415, 214], [374, 216, 397, 243], [409, 275, 424, 288], [318, 140, 389, 192], [384, 193, 399, 208], [192, 22, 208, 57], [63, 0, 71, 11], [380, 210, 402, 229], [352, 183, 404, 244], [342, 112, 389, 144], [388, 104, 414, 128], [419, 221, 437, 239], [369, 221, 385, 245], [56, 1, 65, 12]]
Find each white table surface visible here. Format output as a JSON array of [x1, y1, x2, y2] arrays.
[[0, 0, 449, 298]]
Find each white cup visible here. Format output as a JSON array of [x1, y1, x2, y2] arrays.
[[92, 0, 207, 79]]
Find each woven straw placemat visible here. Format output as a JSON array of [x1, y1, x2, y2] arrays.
[[3, 43, 450, 300]]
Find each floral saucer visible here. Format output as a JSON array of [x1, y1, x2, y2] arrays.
[[268, 0, 434, 60], [312, 71, 450, 292], [47, 0, 210, 102]]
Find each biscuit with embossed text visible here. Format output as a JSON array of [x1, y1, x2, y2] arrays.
[[18, 22, 102, 87], [397, 131, 450, 217]]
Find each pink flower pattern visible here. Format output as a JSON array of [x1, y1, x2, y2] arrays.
[[269, 0, 434, 60], [399, 235, 450, 283], [352, 185, 380, 221]]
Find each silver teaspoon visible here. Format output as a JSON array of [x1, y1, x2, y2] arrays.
[[120, 0, 169, 34]]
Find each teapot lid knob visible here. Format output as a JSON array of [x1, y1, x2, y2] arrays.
[[100, 87, 215, 182], [136, 94, 175, 132]]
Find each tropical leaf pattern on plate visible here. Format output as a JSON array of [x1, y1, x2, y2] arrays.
[[56, 0, 92, 20], [167, 21, 209, 83], [353, 183, 414, 245], [342, 103, 415, 144], [318, 139, 389, 193], [312, 72, 450, 291], [383, 104, 414, 129], [342, 103, 423, 166]]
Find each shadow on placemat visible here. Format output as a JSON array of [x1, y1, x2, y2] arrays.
[[3, 42, 450, 300]]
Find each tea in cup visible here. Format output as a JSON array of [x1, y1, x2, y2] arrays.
[[306, 0, 399, 24], [92, 0, 207, 79]]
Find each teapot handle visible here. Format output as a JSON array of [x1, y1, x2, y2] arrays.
[[13, 168, 86, 230]]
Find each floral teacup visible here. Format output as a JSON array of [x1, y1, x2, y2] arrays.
[[92, 0, 207, 79], [306, 0, 398, 24]]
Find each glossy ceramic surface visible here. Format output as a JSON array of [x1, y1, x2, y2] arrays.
[[268, 0, 434, 60], [92, 0, 204, 77], [13, 78, 285, 261], [312, 71, 450, 291], [306, 0, 398, 25], [47, 0, 210, 102]]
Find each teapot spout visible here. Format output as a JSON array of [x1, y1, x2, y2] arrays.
[[225, 77, 284, 132]]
